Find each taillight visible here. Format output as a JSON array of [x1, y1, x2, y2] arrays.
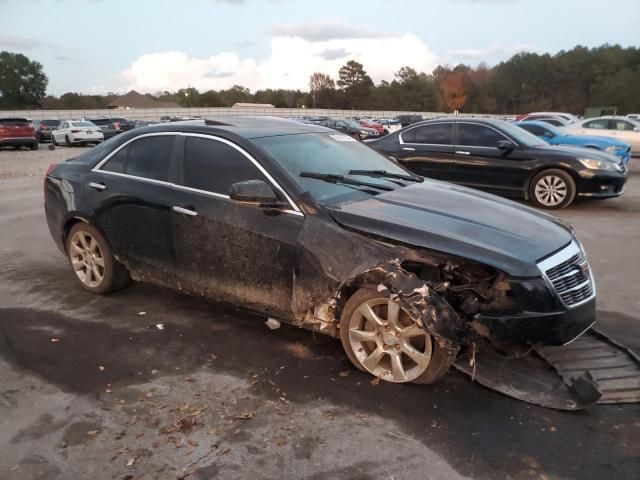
[[71, 129, 81, 133], [41, 125, 49, 130]]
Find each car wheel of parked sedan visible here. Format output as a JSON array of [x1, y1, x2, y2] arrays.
[[530, 169, 576, 209], [67, 223, 130, 294], [30, 142, 38, 151], [351, 133, 360, 141], [65, 135, 72, 147], [339, 288, 452, 384]]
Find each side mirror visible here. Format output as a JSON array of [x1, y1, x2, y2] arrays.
[[229, 180, 286, 208], [496, 140, 516, 153]]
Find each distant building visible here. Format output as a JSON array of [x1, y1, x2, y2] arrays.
[[108, 90, 180, 109], [232, 103, 275, 108]]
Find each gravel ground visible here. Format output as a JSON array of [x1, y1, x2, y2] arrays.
[[0, 145, 81, 179]]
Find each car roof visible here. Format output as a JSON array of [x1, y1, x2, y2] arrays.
[[135, 116, 331, 139], [517, 120, 555, 128], [411, 116, 506, 127]]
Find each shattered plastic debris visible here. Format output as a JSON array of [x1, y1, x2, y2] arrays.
[[266, 318, 281, 330]]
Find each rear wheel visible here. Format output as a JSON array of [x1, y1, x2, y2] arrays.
[[65, 135, 72, 147], [30, 142, 38, 151], [339, 288, 453, 384], [66, 223, 130, 294], [529, 169, 576, 209]]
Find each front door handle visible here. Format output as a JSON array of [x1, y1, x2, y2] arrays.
[[455, 150, 470, 155], [402, 147, 415, 151], [172, 206, 198, 217], [88, 182, 106, 191]]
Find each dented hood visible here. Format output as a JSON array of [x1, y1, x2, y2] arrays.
[[327, 180, 572, 277]]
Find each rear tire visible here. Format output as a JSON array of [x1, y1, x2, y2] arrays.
[[66, 223, 130, 294], [339, 288, 454, 384], [30, 142, 38, 151], [529, 169, 576, 209], [65, 135, 72, 147]]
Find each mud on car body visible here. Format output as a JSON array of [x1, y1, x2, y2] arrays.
[[44, 117, 596, 385]]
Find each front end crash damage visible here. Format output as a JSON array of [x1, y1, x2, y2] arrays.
[[289, 203, 515, 365], [287, 201, 640, 410]]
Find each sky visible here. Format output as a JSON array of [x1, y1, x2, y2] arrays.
[[0, 0, 639, 96]]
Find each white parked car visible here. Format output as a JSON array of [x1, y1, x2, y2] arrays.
[[626, 114, 640, 121], [566, 116, 640, 154], [51, 120, 104, 146]]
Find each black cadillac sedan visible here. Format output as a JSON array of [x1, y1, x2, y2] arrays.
[[368, 118, 628, 209], [44, 117, 596, 385]]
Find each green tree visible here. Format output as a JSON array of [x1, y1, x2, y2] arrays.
[[0, 51, 48, 108], [309, 72, 336, 108], [337, 60, 373, 108]]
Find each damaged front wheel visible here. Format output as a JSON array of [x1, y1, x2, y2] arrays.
[[340, 288, 452, 384]]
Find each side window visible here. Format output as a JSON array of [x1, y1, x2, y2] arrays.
[[182, 137, 269, 196], [458, 124, 505, 147], [520, 124, 546, 136], [100, 135, 174, 181], [126, 136, 174, 181], [402, 123, 453, 144], [584, 119, 609, 129], [612, 120, 635, 131], [101, 146, 128, 174]]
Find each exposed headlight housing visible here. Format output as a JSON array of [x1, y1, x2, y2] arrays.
[[578, 158, 617, 171]]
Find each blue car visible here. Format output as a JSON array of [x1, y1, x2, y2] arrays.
[[517, 120, 631, 165]]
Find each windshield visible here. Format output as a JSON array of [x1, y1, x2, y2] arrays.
[[254, 133, 411, 205], [500, 121, 548, 147]]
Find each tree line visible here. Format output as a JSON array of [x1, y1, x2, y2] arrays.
[[1, 44, 639, 114]]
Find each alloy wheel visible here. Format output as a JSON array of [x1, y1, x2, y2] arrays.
[[69, 230, 105, 288], [534, 175, 568, 207], [348, 297, 433, 382]]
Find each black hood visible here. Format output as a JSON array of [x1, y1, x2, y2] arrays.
[[328, 180, 573, 277], [535, 144, 621, 163]]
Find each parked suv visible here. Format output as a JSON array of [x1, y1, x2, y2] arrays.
[[0, 117, 37, 150], [85, 118, 119, 140], [33, 119, 61, 142], [44, 117, 595, 386], [369, 118, 627, 209]]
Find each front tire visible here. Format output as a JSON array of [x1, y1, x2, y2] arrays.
[[67, 223, 130, 294], [529, 169, 576, 209], [339, 288, 453, 384], [65, 135, 72, 147]]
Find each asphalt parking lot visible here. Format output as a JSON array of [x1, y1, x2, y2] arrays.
[[1, 146, 639, 480]]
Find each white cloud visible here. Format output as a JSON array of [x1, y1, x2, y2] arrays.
[[447, 43, 540, 62], [119, 33, 438, 93], [267, 21, 392, 42]]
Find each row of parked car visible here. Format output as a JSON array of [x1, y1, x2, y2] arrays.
[[0, 116, 155, 150]]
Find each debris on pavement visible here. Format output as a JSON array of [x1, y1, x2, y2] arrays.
[[265, 318, 281, 330]]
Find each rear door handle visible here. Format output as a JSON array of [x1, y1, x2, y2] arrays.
[[455, 150, 470, 155], [88, 182, 106, 191], [402, 147, 415, 151], [172, 206, 198, 217]]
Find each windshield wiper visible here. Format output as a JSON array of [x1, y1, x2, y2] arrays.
[[300, 172, 395, 191], [348, 169, 423, 182]]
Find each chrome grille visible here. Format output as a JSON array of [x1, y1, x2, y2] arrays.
[[538, 241, 595, 308]]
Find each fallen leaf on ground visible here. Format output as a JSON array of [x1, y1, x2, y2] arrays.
[[50, 338, 60, 343], [339, 371, 349, 377], [87, 430, 100, 436], [126, 457, 136, 467], [156, 323, 164, 330], [233, 411, 255, 420], [138, 311, 146, 316]]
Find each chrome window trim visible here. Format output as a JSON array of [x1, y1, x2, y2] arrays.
[[399, 121, 454, 146], [91, 131, 304, 217], [537, 240, 596, 309]]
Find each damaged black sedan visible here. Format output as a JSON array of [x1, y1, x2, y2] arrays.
[[44, 117, 596, 385]]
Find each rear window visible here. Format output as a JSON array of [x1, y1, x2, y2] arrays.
[[90, 119, 110, 126], [42, 120, 60, 126], [0, 118, 30, 126], [69, 121, 95, 127]]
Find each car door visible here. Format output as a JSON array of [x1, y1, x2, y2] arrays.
[[608, 118, 640, 151], [85, 133, 182, 283], [395, 122, 455, 180], [576, 118, 610, 137], [450, 122, 531, 195], [171, 134, 304, 319], [55, 122, 68, 142]]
